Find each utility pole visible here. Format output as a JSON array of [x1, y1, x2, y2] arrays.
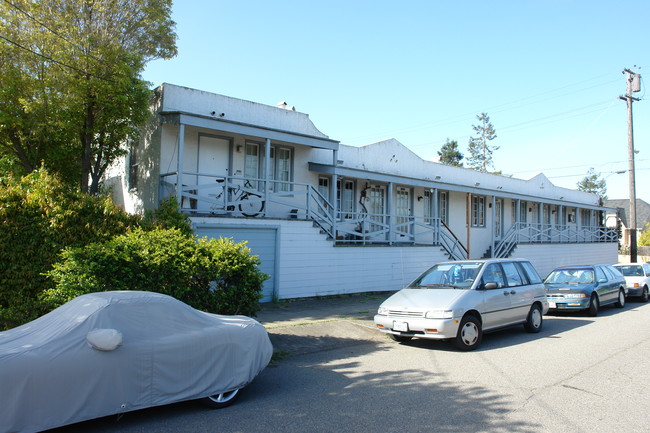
[[619, 68, 641, 262]]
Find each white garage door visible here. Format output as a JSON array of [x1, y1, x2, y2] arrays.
[[194, 226, 277, 302]]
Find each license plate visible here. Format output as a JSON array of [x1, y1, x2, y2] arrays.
[[393, 321, 409, 332], [549, 301, 556, 308]]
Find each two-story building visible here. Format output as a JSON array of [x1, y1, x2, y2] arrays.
[[105, 83, 618, 302]]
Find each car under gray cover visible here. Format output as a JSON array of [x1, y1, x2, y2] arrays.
[[0, 291, 273, 433]]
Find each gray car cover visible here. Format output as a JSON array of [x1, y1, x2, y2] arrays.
[[0, 291, 273, 433]]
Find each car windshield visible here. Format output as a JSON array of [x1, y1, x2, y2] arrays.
[[545, 268, 594, 284], [615, 265, 644, 277], [410, 262, 483, 289]]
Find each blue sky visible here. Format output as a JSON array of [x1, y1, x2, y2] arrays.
[[143, 1, 650, 203]]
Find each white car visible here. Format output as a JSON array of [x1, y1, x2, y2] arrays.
[[613, 263, 650, 302], [374, 259, 549, 350]]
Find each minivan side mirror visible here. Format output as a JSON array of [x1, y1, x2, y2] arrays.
[[482, 282, 498, 290], [597, 278, 607, 284]]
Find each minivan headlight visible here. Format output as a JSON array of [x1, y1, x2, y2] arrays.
[[378, 306, 388, 315], [425, 310, 453, 319]]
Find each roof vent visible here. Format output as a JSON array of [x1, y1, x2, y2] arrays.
[[277, 101, 296, 111]]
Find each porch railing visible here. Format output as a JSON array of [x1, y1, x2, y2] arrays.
[[493, 222, 618, 258], [160, 173, 616, 260], [160, 172, 467, 257]]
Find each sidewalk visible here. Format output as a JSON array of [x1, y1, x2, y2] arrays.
[[256, 292, 392, 357]]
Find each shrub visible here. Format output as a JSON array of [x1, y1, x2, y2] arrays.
[[43, 228, 268, 317], [142, 196, 193, 236], [0, 169, 138, 329]]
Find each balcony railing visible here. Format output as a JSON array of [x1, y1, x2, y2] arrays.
[[160, 173, 616, 260], [493, 222, 617, 258]]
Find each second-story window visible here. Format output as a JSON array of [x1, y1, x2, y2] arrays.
[[276, 147, 291, 192], [337, 180, 354, 219], [244, 142, 259, 187]]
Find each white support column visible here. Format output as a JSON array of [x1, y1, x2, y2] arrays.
[[386, 182, 393, 242], [331, 150, 338, 237], [264, 138, 271, 202], [176, 123, 185, 207], [433, 188, 439, 244], [491, 196, 496, 257]]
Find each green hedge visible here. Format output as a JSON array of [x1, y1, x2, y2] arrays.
[[0, 169, 266, 330], [43, 228, 268, 317], [0, 170, 137, 329]]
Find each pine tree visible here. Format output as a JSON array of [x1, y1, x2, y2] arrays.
[[577, 168, 608, 202], [467, 113, 498, 173], [437, 138, 464, 167]]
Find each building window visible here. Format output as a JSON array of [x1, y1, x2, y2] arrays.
[[438, 191, 449, 224], [337, 180, 355, 219], [580, 209, 591, 226], [395, 188, 410, 234], [244, 142, 259, 187], [276, 147, 291, 192], [471, 195, 486, 227], [369, 186, 385, 232], [318, 177, 329, 201], [248, 142, 294, 191], [423, 190, 433, 225]]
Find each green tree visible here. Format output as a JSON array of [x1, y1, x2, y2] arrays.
[[0, 169, 138, 329], [437, 138, 464, 167], [0, 0, 177, 194], [467, 112, 498, 173], [577, 168, 608, 202], [638, 222, 650, 246]]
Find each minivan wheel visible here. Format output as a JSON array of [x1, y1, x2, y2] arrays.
[[390, 334, 413, 342], [454, 315, 482, 351], [615, 289, 625, 308], [641, 286, 649, 303], [523, 304, 543, 333], [588, 294, 599, 317]]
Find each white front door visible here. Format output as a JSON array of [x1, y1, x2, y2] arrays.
[[197, 135, 230, 212]]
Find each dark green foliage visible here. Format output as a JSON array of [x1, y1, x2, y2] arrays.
[[0, 169, 137, 329], [1, 170, 265, 330], [142, 196, 193, 236], [44, 229, 268, 317], [576, 168, 608, 203], [438, 138, 464, 167]]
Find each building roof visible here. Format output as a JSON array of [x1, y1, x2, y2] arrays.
[[314, 139, 606, 209], [603, 199, 650, 230]]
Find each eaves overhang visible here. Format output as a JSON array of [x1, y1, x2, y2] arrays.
[[309, 162, 610, 212], [161, 112, 340, 150]]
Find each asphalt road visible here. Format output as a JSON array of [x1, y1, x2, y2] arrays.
[[49, 298, 650, 433]]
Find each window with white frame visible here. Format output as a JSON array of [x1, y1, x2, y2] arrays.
[[244, 142, 260, 187], [395, 188, 410, 234], [337, 179, 354, 219], [246, 142, 294, 191], [276, 147, 291, 192], [580, 209, 591, 226], [318, 177, 329, 201], [471, 195, 486, 227], [423, 190, 433, 225], [369, 187, 385, 232], [438, 191, 449, 224]]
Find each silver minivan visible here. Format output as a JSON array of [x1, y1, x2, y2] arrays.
[[374, 258, 549, 350]]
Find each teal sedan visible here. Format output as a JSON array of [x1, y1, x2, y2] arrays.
[[544, 265, 626, 316]]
